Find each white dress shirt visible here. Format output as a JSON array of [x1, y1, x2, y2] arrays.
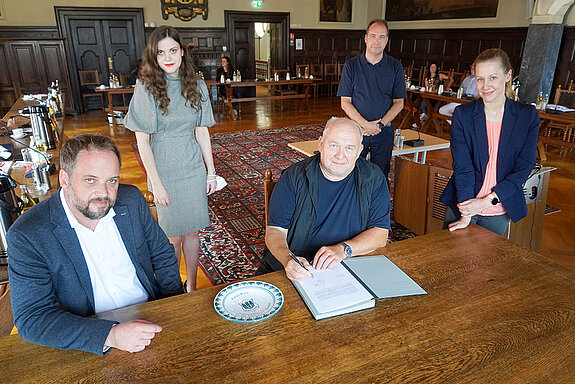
[[60, 190, 149, 313]]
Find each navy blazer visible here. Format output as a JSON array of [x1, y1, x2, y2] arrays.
[[7, 184, 183, 355], [440, 98, 539, 223]]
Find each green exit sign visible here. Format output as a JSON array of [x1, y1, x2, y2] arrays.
[[252, 1, 263, 7]]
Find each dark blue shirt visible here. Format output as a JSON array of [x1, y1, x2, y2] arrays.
[[337, 53, 406, 121], [268, 170, 390, 260]]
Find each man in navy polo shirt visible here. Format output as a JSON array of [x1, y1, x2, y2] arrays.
[[257, 117, 390, 281], [337, 18, 406, 180]]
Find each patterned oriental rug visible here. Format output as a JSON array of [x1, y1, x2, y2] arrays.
[[132, 124, 417, 285]]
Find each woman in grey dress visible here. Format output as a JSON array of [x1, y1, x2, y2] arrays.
[[125, 26, 217, 292]]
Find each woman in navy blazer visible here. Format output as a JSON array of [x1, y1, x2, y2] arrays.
[[440, 48, 539, 235]]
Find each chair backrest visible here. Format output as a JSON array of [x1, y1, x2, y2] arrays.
[[337, 63, 345, 79], [553, 85, 575, 107], [78, 70, 100, 86], [309, 63, 323, 78], [118, 73, 131, 87], [449, 70, 468, 89], [295, 64, 308, 77], [272, 68, 291, 79], [324, 63, 337, 79], [264, 169, 277, 226], [0, 283, 13, 337], [142, 190, 158, 223]]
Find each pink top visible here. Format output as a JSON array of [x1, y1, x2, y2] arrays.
[[477, 119, 506, 216]]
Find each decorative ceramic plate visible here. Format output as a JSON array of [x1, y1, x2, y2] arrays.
[[214, 281, 284, 323]]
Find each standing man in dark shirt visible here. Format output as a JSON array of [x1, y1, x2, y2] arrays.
[[337, 18, 406, 180]]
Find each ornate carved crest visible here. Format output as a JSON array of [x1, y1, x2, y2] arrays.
[[161, 0, 208, 21]]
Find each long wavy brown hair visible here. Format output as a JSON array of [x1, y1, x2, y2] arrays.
[[140, 25, 202, 115]]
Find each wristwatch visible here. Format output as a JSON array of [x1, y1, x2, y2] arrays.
[[490, 194, 499, 205], [340, 242, 352, 259]]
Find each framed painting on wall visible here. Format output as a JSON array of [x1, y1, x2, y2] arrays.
[[386, 0, 499, 21], [320, 0, 352, 22]]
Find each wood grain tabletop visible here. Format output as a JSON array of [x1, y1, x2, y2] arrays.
[[1, 225, 574, 383]]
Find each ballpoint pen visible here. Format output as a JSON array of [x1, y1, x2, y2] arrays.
[[288, 252, 315, 279]]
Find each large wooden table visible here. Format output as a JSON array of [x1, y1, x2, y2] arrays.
[[2, 225, 575, 382], [94, 86, 134, 128], [206, 78, 313, 120], [288, 129, 449, 164]]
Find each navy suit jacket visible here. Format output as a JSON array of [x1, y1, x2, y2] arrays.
[[7, 184, 183, 355], [440, 98, 539, 223]]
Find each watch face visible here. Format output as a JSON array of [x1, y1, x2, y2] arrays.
[[342, 242, 352, 258]]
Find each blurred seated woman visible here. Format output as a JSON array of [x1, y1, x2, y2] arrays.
[[216, 56, 239, 114]]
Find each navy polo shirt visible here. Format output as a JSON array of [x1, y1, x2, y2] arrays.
[[337, 53, 406, 121], [268, 170, 390, 261]]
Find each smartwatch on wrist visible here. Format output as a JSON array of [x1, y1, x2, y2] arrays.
[[490, 193, 499, 205], [340, 242, 352, 259]]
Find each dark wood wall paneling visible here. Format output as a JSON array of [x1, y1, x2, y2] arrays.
[[389, 27, 527, 75], [291, 29, 365, 66], [0, 27, 72, 116]]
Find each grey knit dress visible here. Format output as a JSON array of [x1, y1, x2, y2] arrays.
[[125, 76, 216, 237]]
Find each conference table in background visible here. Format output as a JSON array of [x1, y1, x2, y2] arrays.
[[94, 86, 135, 129], [205, 78, 313, 120], [288, 128, 449, 164], [1, 95, 65, 336], [1, 225, 575, 382]]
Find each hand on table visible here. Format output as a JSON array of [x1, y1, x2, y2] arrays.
[[312, 244, 345, 270], [448, 215, 472, 232], [104, 319, 162, 353], [152, 183, 170, 207], [285, 255, 313, 282]]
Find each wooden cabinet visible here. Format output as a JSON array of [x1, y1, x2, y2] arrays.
[[0, 38, 73, 115]]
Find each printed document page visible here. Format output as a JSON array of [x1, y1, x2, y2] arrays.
[[297, 263, 373, 314]]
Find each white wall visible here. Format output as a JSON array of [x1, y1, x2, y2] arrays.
[[1, 0, 573, 28]]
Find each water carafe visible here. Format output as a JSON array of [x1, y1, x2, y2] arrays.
[[29, 104, 56, 150]]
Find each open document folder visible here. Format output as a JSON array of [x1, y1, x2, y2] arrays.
[[292, 255, 427, 320]]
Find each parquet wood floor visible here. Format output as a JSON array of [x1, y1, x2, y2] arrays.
[[64, 96, 575, 276]]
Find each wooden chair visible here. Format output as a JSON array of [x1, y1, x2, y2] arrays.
[[264, 169, 277, 225], [78, 70, 104, 111], [271, 68, 296, 110], [324, 63, 339, 97], [448, 70, 468, 90], [545, 85, 575, 143], [0, 282, 14, 337], [143, 190, 158, 223], [295, 64, 308, 78], [309, 63, 324, 97]]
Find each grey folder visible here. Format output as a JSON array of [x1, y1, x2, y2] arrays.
[[343, 255, 427, 299]]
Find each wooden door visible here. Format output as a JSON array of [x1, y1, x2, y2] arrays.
[[269, 23, 284, 71], [68, 19, 139, 109], [56, 7, 145, 113], [232, 21, 255, 98], [233, 21, 255, 80]]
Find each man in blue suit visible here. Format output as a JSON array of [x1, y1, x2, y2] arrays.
[[7, 134, 183, 355]]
